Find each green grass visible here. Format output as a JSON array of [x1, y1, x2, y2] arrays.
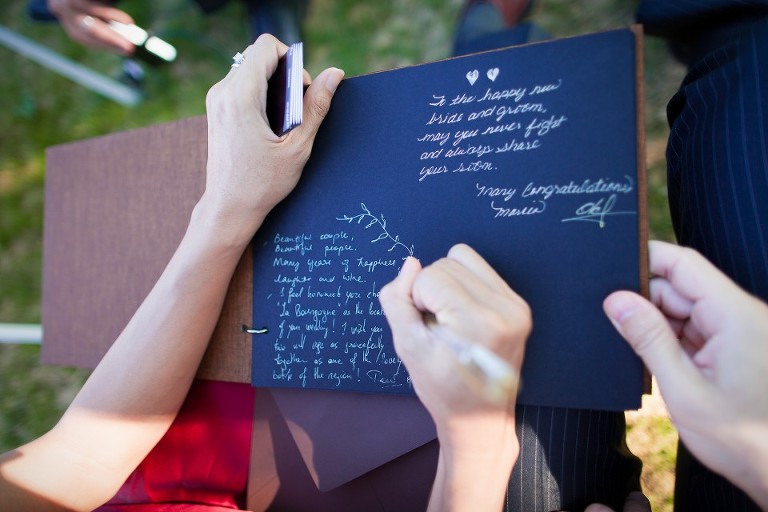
[[1, 0, 683, 508], [627, 402, 679, 512]]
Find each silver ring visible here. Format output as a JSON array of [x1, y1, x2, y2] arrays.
[[81, 15, 95, 30], [231, 52, 245, 68]]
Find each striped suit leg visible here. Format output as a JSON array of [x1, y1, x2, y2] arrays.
[[504, 406, 642, 511], [665, 18, 768, 512]]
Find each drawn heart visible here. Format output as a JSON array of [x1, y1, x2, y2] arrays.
[[487, 67, 500, 82], [466, 69, 479, 86]]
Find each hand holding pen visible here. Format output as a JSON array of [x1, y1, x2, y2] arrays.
[[380, 243, 529, 410], [46, 0, 176, 63], [47, 0, 136, 55], [379, 243, 529, 510]]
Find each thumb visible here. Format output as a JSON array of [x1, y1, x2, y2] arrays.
[[379, 257, 424, 358], [379, 257, 422, 328], [603, 291, 700, 392], [298, 67, 344, 139]]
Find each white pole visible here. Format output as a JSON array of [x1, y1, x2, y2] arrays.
[[0, 24, 141, 107], [0, 323, 42, 345]]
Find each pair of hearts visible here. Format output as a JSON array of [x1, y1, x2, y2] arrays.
[[466, 68, 499, 85]]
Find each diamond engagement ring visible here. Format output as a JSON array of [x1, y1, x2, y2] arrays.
[[231, 52, 245, 68]]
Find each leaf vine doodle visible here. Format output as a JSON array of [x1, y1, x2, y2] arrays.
[[337, 203, 415, 257]]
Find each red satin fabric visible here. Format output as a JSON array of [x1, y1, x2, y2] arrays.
[[97, 380, 255, 511]]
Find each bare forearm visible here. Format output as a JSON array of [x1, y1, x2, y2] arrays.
[[70, 198, 250, 415], [41, 197, 258, 507], [428, 426, 519, 512]]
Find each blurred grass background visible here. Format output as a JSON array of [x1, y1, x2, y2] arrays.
[[0, 0, 683, 509]]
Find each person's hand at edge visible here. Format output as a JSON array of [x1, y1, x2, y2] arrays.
[[47, 0, 136, 55], [604, 240, 768, 509]]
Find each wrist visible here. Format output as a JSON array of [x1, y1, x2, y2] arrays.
[[726, 423, 768, 509], [429, 416, 519, 511], [191, 192, 266, 251]]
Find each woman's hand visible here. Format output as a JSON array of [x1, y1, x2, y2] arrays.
[[202, 34, 344, 246]]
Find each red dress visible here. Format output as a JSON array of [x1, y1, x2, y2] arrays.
[[97, 380, 255, 511]]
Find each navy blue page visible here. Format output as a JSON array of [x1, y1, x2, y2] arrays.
[[252, 28, 644, 411]]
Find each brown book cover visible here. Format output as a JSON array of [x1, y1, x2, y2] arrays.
[[41, 115, 252, 383]]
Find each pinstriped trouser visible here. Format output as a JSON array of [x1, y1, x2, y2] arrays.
[[505, 406, 642, 511], [664, 17, 768, 512]]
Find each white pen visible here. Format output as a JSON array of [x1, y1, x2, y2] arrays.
[[108, 21, 177, 63], [424, 313, 519, 405]]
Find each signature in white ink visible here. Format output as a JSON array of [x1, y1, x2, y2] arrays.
[[561, 194, 636, 228]]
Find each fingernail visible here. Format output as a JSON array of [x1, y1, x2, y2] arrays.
[[398, 256, 416, 273], [320, 67, 344, 94], [605, 293, 640, 324]]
